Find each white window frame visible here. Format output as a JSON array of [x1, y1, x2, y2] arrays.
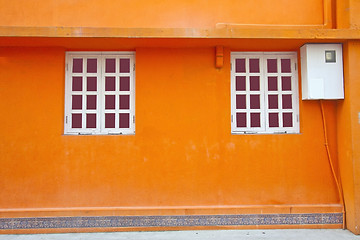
[[64, 51, 135, 135], [231, 52, 300, 134]]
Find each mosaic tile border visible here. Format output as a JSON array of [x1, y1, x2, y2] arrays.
[[0, 213, 343, 230]]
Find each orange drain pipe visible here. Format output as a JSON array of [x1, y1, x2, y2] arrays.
[[319, 100, 346, 229]]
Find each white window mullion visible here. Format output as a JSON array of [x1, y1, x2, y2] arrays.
[[292, 57, 300, 133], [130, 55, 136, 132], [64, 54, 71, 134], [260, 56, 267, 132], [99, 54, 105, 134], [94, 55, 101, 134], [230, 57, 237, 131], [245, 58, 249, 131], [82, 58, 87, 131], [114, 57, 119, 130]]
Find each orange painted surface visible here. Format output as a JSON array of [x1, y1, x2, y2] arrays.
[[0, 0, 324, 28], [0, 45, 340, 211], [336, 0, 351, 29], [337, 41, 360, 234], [2, 0, 360, 234]]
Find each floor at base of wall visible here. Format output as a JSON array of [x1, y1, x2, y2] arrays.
[[0, 229, 359, 240]]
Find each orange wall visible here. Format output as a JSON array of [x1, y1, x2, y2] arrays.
[[0, 46, 340, 210], [337, 0, 360, 29], [1, 0, 360, 234], [0, 0, 324, 28], [337, 41, 360, 234]]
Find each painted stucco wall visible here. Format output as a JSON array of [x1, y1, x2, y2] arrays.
[[0, 0, 324, 28], [337, 41, 360, 234], [0, 46, 340, 208], [1, 0, 360, 234]]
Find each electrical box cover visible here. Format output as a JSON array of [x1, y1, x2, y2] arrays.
[[300, 44, 344, 100]]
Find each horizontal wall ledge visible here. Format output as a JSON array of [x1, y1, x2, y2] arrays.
[[0, 26, 360, 39], [0, 204, 343, 218]]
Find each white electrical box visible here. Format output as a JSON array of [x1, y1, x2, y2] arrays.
[[300, 44, 344, 100]]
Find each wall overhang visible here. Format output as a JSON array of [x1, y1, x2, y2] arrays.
[[0, 26, 360, 40]]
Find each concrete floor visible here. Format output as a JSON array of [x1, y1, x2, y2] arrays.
[[1, 229, 360, 240]]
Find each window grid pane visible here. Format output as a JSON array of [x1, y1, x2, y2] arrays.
[[65, 53, 134, 134], [264, 57, 296, 132], [119, 113, 130, 128], [102, 56, 133, 133], [87, 59, 97, 73], [231, 53, 298, 134], [86, 114, 97, 128], [233, 57, 264, 132], [72, 77, 82, 91]]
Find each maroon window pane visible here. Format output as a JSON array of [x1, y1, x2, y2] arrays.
[[86, 114, 96, 128], [105, 95, 115, 109], [283, 113, 293, 127], [250, 76, 260, 91], [87, 77, 97, 91], [268, 77, 278, 91], [87, 58, 97, 73], [235, 59, 245, 73], [269, 113, 279, 127], [281, 76, 292, 91], [120, 77, 130, 91], [120, 59, 130, 73], [282, 95, 293, 109], [249, 59, 260, 73], [236, 113, 246, 128], [72, 58, 83, 73], [268, 95, 278, 109], [119, 113, 130, 128], [72, 77, 82, 91], [267, 59, 277, 73], [105, 113, 115, 128], [250, 113, 261, 127], [72, 95, 82, 110], [236, 95, 246, 109], [281, 59, 291, 73], [72, 114, 82, 128], [106, 59, 116, 73], [119, 95, 130, 109], [250, 95, 260, 109], [105, 77, 116, 91], [87, 95, 97, 110], [236, 76, 246, 91]]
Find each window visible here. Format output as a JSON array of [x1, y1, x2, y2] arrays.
[[64, 52, 135, 135], [231, 52, 299, 134]]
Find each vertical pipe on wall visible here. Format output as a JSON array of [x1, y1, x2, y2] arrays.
[[320, 100, 345, 228]]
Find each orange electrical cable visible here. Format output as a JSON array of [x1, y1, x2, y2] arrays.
[[319, 100, 346, 229]]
